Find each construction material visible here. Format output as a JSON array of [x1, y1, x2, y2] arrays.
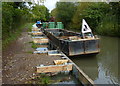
[[48, 50, 62, 56], [33, 38, 48, 44], [33, 47, 48, 54], [36, 63, 73, 73], [36, 47, 48, 51], [32, 28, 39, 31], [54, 60, 69, 65], [32, 32, 43, 35], [33, 51, 48, 54]]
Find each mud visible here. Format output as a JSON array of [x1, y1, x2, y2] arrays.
[[2, 27, 61, 84]]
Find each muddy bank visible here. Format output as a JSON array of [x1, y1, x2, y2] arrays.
[[2, 27, 61, 84]]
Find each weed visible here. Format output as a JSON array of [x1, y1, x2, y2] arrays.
[[32, 74, 51, 85], [26, 51, 33, 54], [27, 23, 34, 32], [41, 76, 50, 85], [29, 41, 37, 49], [31, 43, 37, 49], [3, 23, 34, 50], [28, 41, 34, 44]]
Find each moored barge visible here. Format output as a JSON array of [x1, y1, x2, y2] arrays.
[[43, 19, 100, 56]]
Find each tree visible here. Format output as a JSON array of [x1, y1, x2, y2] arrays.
[[55, 2, 76, 28], [51, 8, 57, 17], [32, 4, 49, 21], [83, 2, 110, 31], [70, 2, 90, 30]]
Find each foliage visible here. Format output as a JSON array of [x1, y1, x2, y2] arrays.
[[2, 2, 32, 40], [27, 23, 34, 32], [2, 2, 49, 49], [70, 2, 90, 30], [2, 23, 33, 49], [41, 76, 50, 85], [96, 14, 119, 36], [31, 43, 37, 49], [51, 2, 119, 37], [32, 4, 49, 21], [83, 3, 111, 31], [51, 8, 57, 17], [31, 74, 51, 85], [55, 2, 77, 28]]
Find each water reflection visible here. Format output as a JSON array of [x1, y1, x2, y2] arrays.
[[71, 36, 119, 84], [50, 72, 80, 85]]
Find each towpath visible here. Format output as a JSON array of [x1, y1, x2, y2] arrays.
[[2, 24, 61, 84]]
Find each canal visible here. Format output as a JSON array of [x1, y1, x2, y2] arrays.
[[71, 36, 119, 84]]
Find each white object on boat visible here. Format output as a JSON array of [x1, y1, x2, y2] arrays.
[[81, 19, 94, 38]]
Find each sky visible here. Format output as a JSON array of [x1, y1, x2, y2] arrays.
[[44, 0, 59, 12]]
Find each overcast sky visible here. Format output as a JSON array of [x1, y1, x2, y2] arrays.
[[44, 0, 59, 12]]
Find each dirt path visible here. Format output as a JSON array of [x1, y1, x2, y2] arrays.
[[2, 27, 61, 84]]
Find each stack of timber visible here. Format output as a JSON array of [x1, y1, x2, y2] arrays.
[[36, 50, 95, 85]]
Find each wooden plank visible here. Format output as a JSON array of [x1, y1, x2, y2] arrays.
[[33, 38, 49, 43], [32, 32, 43, 35], [36, 63, 73, 73], [54, 60, 68, 65], [32, 29, 39, 31], [61, 53, 95, 85], [48, 53, 62, 56]]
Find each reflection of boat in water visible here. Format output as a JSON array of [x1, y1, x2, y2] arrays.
[[43, 19, 100, 56]]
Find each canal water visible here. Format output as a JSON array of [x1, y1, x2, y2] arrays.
[[71, 36, 119, 84], [50, 72, 81, 85]]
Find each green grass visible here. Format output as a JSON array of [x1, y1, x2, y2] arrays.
[[27, 23, 34, 32], [26, 51, 33, 54], [28, 41, 34, 44], [29, 41, 38, 49], [41, 76, 50, 85], [31, 43, 37, 49], [29, 41, 37, 49], [26, 73, 51, 85], [3, 23, 34, 50], [35, 74, 51, 85]]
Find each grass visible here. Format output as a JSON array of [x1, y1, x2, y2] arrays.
[[26, 73, 51, 85], [28, 41, 34, 44], [41, 76, 50, 85], [31, 43, 37, 49], [37, 74, 50, 85], [28, 41, 38, 49], [27, 23, 34, 32], [2, 23, 34, 50], [26, 51, 33, 54]]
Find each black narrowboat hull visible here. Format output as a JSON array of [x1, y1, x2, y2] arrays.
[[44, 29, 100, 56]]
